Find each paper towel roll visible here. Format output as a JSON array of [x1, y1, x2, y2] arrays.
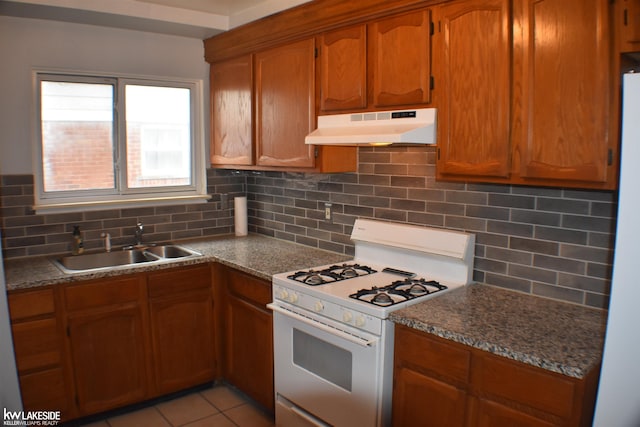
[[234, 196, 248, 236]]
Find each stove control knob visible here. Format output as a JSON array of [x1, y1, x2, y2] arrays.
[[314, 301, 324, 312], [288, 293, 299, 303], [343, 312, 353, 323], [278, 289, 289, 300], [355, 315, 366, 328]]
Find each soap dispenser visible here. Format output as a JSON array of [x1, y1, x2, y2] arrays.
[[72, 225, 84, 255]]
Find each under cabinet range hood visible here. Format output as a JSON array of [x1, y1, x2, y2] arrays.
[[305, 108, 437, 146]]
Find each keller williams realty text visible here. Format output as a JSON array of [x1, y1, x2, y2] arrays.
[[3, 409, 61, 426]]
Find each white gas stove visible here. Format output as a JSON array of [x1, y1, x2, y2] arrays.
[[269, 219, 475, 427]]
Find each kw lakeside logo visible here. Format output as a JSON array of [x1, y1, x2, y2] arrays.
[[3, 408, 60, 426]]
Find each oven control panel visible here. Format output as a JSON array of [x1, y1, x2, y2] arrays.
[[273, 284, 382, 335]]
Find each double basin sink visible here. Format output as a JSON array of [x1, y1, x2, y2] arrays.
[[54, 245, 202, 274]]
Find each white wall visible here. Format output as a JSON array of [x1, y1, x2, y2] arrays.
[[0, 15, 209, 174]]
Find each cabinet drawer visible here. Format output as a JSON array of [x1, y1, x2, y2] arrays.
[[148, 265, 211, 299], [12, 318, 61, 373], [8, 288, 55, 321], [471, 353, 576, 418], [20, 367, 68, 413], [395, 324, 471, 384], [64, 276, 141, 312], [227, 268, 271, 307]]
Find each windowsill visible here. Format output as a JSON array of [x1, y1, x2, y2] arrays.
[[33, 194, 212, 214]]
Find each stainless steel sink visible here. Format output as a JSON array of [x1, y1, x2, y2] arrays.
[[56, 249, 158, 272], [144, 245, 199, 259], [53, 244, 201, 273]]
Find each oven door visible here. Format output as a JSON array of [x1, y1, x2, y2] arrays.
[[269, 302, 389, 427]]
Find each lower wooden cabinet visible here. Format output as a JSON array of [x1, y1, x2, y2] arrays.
[[471, 398, 556, 427], [148, 265, 215, 395], [7, 262, 275, 421], [64, 275, 149, 416], [393, 366, 468, 427], [8, 263, 217, 422], [392, 324, 600, 427], [221, 266, 274, 411], [8, 287, 72, 419]]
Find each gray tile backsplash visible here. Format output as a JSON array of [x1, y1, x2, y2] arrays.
[[240, 146, 615, 309], [0, 170, 244, 258], [0, 146, 616, 309]]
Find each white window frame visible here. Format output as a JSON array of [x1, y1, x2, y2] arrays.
[[32, 69, 208, 213]]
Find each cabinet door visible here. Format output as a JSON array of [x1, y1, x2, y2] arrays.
[[210, 55, 253, 166], [19, 368, 69, 414], [369, 9, 432, 107], [471, 398, 556, 427], [149, 292, 214, 394], [223, 268, 274, 411], [435, 0, 512, 179], [255, 38, 315, 168], [617, 0, 640, 52], [148, 265, 215, 395], [67, 306, 147, 415], [9, 288, 71, 418], [319, 25, 367, 112], [517, 0, 612, 184], [393, 366, 468, 427]]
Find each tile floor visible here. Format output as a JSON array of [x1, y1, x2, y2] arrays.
[[79, 384, 274, 427]]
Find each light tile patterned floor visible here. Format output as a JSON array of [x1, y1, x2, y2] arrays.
[[81, 385, 274, 427]]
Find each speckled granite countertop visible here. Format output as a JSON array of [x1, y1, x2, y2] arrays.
[[6, 237, 606, 380], [3, 234, 350, 291], [390, 284, 608, 379]]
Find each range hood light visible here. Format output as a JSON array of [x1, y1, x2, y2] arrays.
[[305, 108, 437, 146]]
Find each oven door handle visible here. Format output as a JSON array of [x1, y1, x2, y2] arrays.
[[267, 303, 379, 348]]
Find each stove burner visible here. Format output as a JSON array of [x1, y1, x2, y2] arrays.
[[408, 284, 428, 296], [371, 292, 394, 306], [288, 263, 377, 286], [349, 278, 448, 307], [287, 270, 340, 286], [325, 263, 377, 279]]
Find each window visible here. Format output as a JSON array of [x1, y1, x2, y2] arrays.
[[34, 71, 207, 212]]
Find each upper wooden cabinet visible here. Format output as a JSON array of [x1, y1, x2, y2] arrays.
[[515, 0, 613, 185], [369, 9, 433, 108], [435, 0, 616, 189], [318, 9, 433, 113], [210, 55, 253, 166], [255, 38, 316, 168], [210, 39, 357, 172], [616, 0, 640, 52], [318, 25, 367, 112], [435, 0, 511, 179]]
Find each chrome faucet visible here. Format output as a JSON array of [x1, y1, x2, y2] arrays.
[[135, 221, 144, 246]]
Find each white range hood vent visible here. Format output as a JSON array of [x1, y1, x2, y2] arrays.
[[305, 108, 437, 146]]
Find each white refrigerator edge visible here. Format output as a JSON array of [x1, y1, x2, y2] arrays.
[[593, 72, 640, 426]]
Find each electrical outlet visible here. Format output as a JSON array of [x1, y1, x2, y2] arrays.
[[220, 193, 229, 210], [324, 203, 332, 221]]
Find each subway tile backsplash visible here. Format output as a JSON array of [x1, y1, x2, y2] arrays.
[[0, 170, 244, 258], [0, 146, 616, 309], [242, 147, 616, 309]]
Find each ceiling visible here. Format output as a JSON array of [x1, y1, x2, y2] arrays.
[[0, 0, 312, 39]]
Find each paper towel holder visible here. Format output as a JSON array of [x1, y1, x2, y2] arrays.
[[234, 196, 248, 237]]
